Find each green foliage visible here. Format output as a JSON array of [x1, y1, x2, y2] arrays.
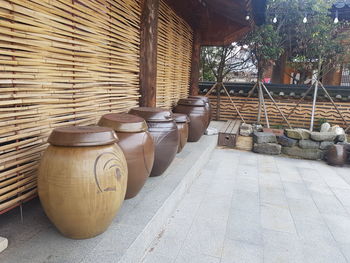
[[265, 0, 350, 83], [240, 24, 283, 79]]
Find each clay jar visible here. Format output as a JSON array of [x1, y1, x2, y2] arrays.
[[129, 107, 179, 177], [327, 144, 348, 166], [98, 113, 155, 199], [38, 126, 128, 239], [172, 113, 190, 153], [173, 98, 208, 142], [188, 95, 211, 128]]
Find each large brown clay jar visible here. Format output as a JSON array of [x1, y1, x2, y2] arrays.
[[129, 107, 179, 177], [327, 144, 348, 166], [98, 113, 155, 199], [173, 98, 207, 142], [38, 126, 128, 239], [172, 113, 190, 153], [188, 96, 212, 128]]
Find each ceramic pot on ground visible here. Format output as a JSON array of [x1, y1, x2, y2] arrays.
[[188, 95, 211, 129], [172, 113, 190, 153], [38, 126, 127, 239], [326, 144, 348, 166], [129, 107, 179, 177], [173, 98, 208, 142], [98, 113, 155, 199]]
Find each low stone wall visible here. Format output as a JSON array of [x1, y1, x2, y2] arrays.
[[240, 123, 348, 162]]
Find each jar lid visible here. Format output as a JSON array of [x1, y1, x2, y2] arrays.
[[188, 95, 210, 103], [172, 113, 190, 123], [48, 126, 118, 147], [129, 107, 173, 122], [177, 98, 205, 107], [98, 113, 148, 133]]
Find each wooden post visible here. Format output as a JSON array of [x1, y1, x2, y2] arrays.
[[139, 0, 159, 107], [189, 30, 201, 96], [216, 83, 221, 121]]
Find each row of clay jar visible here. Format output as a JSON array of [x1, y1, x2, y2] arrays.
[[37, 96, 211, 239]]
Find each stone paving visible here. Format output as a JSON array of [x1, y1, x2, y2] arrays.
[[141, 149, 350, 263]]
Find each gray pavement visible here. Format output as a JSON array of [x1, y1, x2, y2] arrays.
[[141, 149, 350, 263]]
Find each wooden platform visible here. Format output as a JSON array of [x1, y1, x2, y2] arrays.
[[218, 120, 242, 148]]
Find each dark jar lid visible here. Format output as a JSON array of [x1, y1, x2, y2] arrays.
[[188, 96, 210, 103], [129, 107, 173, 122], [177, 98, 205, 107], [98, 113, 148, 133], [172, 113, 190, 123], [48, 126, 118, 147]]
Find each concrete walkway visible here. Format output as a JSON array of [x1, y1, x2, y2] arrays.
[[141, 149, 350, 263]]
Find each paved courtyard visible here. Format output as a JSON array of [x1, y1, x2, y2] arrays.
[[141, 148, 350, 263]]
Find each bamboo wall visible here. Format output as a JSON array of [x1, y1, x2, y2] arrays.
[[0, 0, 141, 213], [156, 0, 193, 109], [210, 96, 350, 129]]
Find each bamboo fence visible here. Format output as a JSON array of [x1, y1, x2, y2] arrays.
[[0, 0, 141, 213], [156, 0, 193, 109], [210, 95, 350, 129]]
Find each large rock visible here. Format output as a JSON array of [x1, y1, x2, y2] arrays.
[[277, 135, 298, 147], [282, 146, 323, 160], [0, 237, 8, 253], [299, 139, 320, 149], [329, 125, 345, 135], [240, 123, 253, 137], [253, 132, 277, 144], [285, 129, 311, 140], [320, 122, 331, 132], [320, 141, 334, 150], [253, 143, 281, 155], [252, 124, 263, 132], [310, 132, 337, 142]]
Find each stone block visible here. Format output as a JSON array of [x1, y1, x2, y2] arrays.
[[253, 143, 281, 155], [320, 141, 334, 150], [320, 122, 331, 132], [0, 237, 8, 253], [336, 134, 347, 143], [299, 139, 320, 149], [240, 123, 253, 137], [236, 135, 253, 151], [263, 128, 284, 136], [282, 146, 323, 160], [285, 129, 311, 140], [253, 132, 277, 144], [277, 135, 298, 147], [310, 132, 337, 142]]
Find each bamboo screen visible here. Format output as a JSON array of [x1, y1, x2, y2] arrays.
[[0, 0, 141, 213], [156, 0, 193, 109]]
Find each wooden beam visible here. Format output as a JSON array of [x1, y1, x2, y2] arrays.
[[189, 30, 201, 96], [139, 0, 159, 107]]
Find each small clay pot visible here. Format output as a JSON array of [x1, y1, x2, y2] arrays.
[[327, 144, 348, 166], [188, 96, 211, 128], [172, 113, 190, 153], [129, 107, 179, 177], [98, 113, 155, 199], [38, 126, 127, 239], [173, 98, 207, 142]]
